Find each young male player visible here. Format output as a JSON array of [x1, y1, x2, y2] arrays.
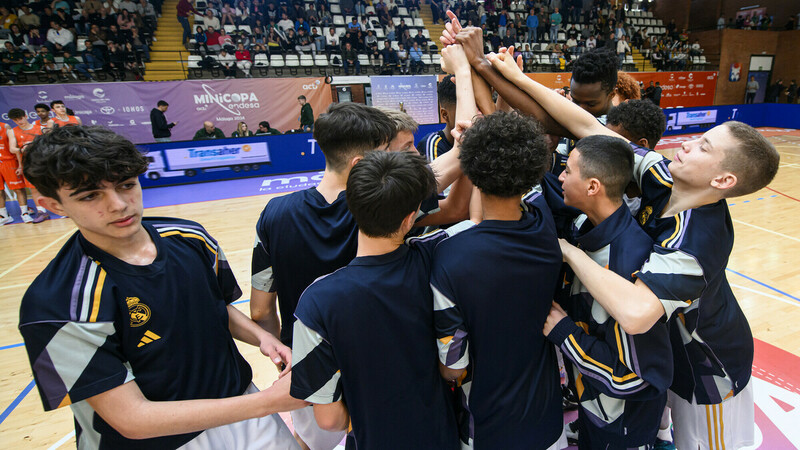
[[487, 48, 780, 450], [19, 125, 305, 449], [431, 111, 566, 449], [605, 99, 667, 151], [50, 99, 82, 127], [34, 103, 55, 133], [7, 108, 50, 223], [545, 135, 672, 449], [0, 121, 31, 224], [290, 150, 466, 448], [416, 74, 457, 161]]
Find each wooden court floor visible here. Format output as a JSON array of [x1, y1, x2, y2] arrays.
[[1, 130, 799, 448]]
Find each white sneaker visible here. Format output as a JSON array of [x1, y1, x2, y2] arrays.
[[20, 211, 33, 223], [0, 215, 13, 225]]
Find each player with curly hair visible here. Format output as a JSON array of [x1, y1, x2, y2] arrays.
[[606, 99, 667, 150]]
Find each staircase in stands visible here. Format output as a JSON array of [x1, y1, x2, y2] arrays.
[[144, 0, 188, 81], [419, 2, 444, 54], [631, 48, 656, 72]]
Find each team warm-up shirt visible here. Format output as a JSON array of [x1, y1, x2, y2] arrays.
[[12, 125, 42, 152], [632, 148, 753, 404], [431, 210, 563, 449], [19, 218, 250, 449], [416, 128, 454, 161], [53, 115, 81, 127], [523, 172, 582, 239], [548, 205, 673, 448], [291, 225, 473, 450], [550, 115, 607, 176], [252, 187, 440, 346]]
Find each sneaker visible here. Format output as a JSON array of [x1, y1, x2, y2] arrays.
[[0, 215, 13, 225], [21, 210, 34, 223], [653, 438, 676, 450], [564, 420, 579, 442], [32, 210, 50, 223]]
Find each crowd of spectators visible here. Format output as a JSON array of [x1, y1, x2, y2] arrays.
[[0, 0, 158, 84], [183, 0, 433, 76]]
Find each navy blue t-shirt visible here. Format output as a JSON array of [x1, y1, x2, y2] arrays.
[[431, 210, 563, 449], [416, 128, 454, 161], [19, 218, 250, 449], [291, 226, 471, 449]]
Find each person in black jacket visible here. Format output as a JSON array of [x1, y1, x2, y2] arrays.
[[150, 100, 176, 142]]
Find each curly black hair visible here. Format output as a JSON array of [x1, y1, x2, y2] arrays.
[[438, 74, 457, 107], [346, 151, 437, 237], [571, 48, 618, 94], [606, 99, 666, 149], [459, 111, 550, 198], [314, 102, 397, 172], [22, 126, 148, 200]]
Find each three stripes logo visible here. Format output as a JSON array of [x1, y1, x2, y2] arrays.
[[137, 330, 161, 348]]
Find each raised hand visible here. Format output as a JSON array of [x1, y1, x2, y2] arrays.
[[440, 43, 468, 74], [453, 26, 486, 66], [487, 46, 524, 80], [439, 10, 464, 47]]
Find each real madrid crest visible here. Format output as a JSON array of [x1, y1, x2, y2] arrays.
[[127, 297, 151, 327], [638, 206, 653, 225]]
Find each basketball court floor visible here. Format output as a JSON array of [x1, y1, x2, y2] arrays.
[[0, 128, 798, 448]]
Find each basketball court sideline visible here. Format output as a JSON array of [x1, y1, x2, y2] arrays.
[[0, 128, 798, 448]]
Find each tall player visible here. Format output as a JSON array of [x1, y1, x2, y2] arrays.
[[0, 121, 31, 224], [7, 108, 50, 223], [488, 46, 780, 450], [19, 125, 305, 449], [50, 100, 82, 127]]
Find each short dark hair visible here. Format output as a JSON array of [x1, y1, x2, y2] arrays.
[[259, 121, 270, 128], [313, 103, 396, 172], [571, 48, 618, 94], [346, 151, 436, 237], [22, 126, 148, 201], [721, 121, 779, 197], [157, 100, 169, 107], [49, 100, 64, 108], [297, 95, 306, 100], [438, 74, 457, 107], [607, 100, 666, 149], [460, 111, 550, 197], [34, 103, 50, 112], [8, 108, 26, 120], [573, 135, 633, 200]]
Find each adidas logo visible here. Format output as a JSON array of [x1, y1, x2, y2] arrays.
[[137, 330, 161, 348]]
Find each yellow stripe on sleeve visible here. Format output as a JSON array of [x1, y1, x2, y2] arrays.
[[567, 335, 640, 382], [159, 230, 217, 255], [648, 165, 673, 188], [661, 212, 682, 247], [89, 268, 106, 323]]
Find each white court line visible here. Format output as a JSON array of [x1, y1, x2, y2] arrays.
[[730, 283, 800, 309], [0, 282, 31, 291], [47, 431, 75, 450], [226, 248, 252, 256], [0, 229, 75, 280], [732, 219, 800, 243]]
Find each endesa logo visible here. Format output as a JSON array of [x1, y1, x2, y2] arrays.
[[302, 80, 322, 90]]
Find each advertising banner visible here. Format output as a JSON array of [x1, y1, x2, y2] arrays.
[[370, 75, 439, 124], [0, 77, 333, 143]]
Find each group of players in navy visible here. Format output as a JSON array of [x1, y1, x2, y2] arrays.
[[18, 11, 780, 450]]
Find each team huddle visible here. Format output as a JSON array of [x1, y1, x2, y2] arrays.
[[16, 14, 780, 450]]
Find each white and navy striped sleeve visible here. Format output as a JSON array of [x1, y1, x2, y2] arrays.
[[251, 211, 276, 293]]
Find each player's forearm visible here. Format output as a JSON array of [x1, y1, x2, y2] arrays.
[[414, 175, 472, 227], [88, 377, 304, 440], [503, 69, 616, 140], [472, 69, 495, 114], [227, 304, 272, 347], [313, 401, 350, 432], [561, 243, 664, 335], [250, 289, 281, 338], [470, 58, 571, 137]]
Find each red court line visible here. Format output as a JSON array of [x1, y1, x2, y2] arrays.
[[766, 187, 800, 204]]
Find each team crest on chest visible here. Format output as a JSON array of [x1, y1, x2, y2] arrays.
[[638, 206, 653, 225], [127, 297, 151, 327]]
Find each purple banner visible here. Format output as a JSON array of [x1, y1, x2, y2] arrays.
[[0, 78, 333, 143], [370, 75, 439, 125]]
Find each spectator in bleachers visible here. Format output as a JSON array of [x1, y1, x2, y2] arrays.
[[347, 16, 360, 32], [139, 0, 157, 24], [123, 41, 145, 80], [217, 48, 236, 78], [268, 28, 284, 53], [365, 29, 378, 51], [195, 25, 209, 54], [502, 28, 515, 49], [341, 0, 355, 16], [106, 24, 127, 45], [409, 40, 423, 74], [284, 28, 298, 52], [317, 4, 332, 27], [359, 16, 373, 33], [526, 9, 538, 43], [235, 42, 252, 77], [413, 29, 427, 50], [45, 20, 75, 55], [218, 27, 235, 52], [220, 3, 236, 27], [295, 27, 316, 55], [1, 42, 23, 83], [324, 27, 339, 55], [408, 0, 420, 19], [385, 20, 395, 41], [310, 27, 325, 52], [59, 50, 79, 80], [296, 17, 310, 34], [263, 3, 278, 23], [380, 40, 399, 74], [130, 27, 150, 62], [498, 9, 508, 37], [342, 41, 360, 75], [9, 24, 25, 48], [54, 8, 75, 34], [616, 35, 630, 67], [107, 41, 126, 80], [549, 7, 561, 43], [119, 0, 139, 14], [202, 8, 221, 32], [278, 12, 294, 33], [17, 6, 40, 31], [75, 40, 104, 80], [397, 42, 409, 74], [586, 34, 597, 49]]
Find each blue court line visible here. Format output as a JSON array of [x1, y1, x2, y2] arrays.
[[728, 194, 778, 207], [0, 343, 24, 351], [726, 268, 800, 303], [232, 298, 251, 305], [0, 380, 36, 425]]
